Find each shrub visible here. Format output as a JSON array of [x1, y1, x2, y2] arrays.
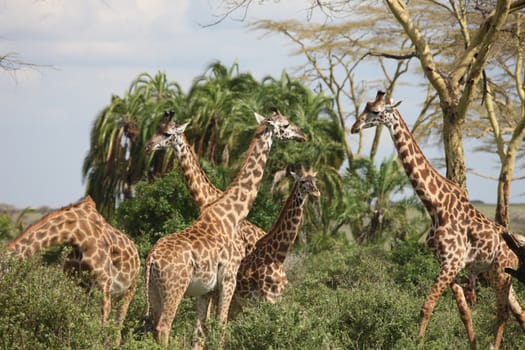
[[114, 171, 199, 255], [0, 250, 114, 349], [389, 240, 439, 296]]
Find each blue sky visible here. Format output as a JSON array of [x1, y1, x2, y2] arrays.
[[0, 0, 522, 209]]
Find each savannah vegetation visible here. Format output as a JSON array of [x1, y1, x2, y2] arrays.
[[2, 0, 525, 349]]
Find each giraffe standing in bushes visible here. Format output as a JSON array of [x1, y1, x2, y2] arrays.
[[144, 110, 306, 347], [233, 166, 319, 306], [145, 111, 267, 257], [350, 90, 525, 350], [145, 112, 317, 308], [7, 195, 140, 345]]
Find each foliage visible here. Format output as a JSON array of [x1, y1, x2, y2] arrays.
[[0, 213, 17, 241], [83, 71, 186, 217], [0, 207, 34, 242], [337, 156, 428, 243], [84, 63, 346, 224], [114, 171, 199, 256], [0, 250, 114, 350], [4, 238, 525, 349]]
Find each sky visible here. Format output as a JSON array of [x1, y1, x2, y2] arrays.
[[0, 0, 523, 209]]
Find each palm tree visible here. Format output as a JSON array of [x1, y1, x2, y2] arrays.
[[83, 63, 347, 224], [338, 156, 424, 244], [82, 72, 184, 217], [187, 61, 259, 166]]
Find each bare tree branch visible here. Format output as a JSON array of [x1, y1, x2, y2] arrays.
[[0, 53, 50, 71]]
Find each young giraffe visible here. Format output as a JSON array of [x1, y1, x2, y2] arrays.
[[233, 166, 320, 306], [144, 110, 306, 347], [7, 196, 140, 345], [350, 90, 525, 350]]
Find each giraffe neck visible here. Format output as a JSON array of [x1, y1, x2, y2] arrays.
[[258, 182, 306, 264], [389, 111, 462, 212], [7, 197, 93, 258], [174, 134, 222, 208], [207, 123, 273, 232]]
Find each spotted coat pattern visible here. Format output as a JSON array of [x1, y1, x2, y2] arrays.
[[143, 111, 306, 348], [8, 196, 140, 345], [234, 167, 320, 306], [351, 90, 525, 350]]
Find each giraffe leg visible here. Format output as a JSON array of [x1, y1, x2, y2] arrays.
[[147, 277, 162, 334], [192, 294, 212, 350], [114, 283, 137, 345], [100, 285, 112, 324], [492, 276, 512, 350], [155, 288, 185, 348], [215, 272, 238, 347], [148, 260, 191, 348], [508, 285, 525, 331], [450, 282, 476, 350], [419, 264, 462, 338], [463, 273, 477, 307]]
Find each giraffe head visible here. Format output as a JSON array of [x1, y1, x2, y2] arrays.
[[254, 109, 307, 142], [290, 166, 321, 199], [350, 90, 402, 133], [144, 110, 190, 154]]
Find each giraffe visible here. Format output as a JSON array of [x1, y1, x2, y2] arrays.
[[502, 231, 525, 284], [146, 113, 319, 311], [144, 110, 306, 347], [233, 166, 320, 307], [145, 111, 266, 257], [7, 195, 140, 345], [350, 90, 525, 350], [145, 113, 317, 320]]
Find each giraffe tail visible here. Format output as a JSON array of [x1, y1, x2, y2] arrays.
[[143, 256, 153, 321]]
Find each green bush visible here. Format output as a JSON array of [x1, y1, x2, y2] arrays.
[[3, 236, 525, 349], [0, 213, 18, 242], [0, 250, 114, 350], [389, 240, 439, 296], [114, 171, 199, 256]]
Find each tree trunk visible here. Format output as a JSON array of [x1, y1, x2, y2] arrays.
[[495, 165, 511, 228], [442, 107, 467, 190]]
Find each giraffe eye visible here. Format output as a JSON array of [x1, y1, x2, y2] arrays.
[[163, 133, 171, 137], [371, 111, 380, 115]]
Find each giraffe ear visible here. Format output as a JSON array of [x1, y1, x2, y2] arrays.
[[290, 169, 300, 181], [164, 120, 190, 135], [254, 112, 266, 125], [179, 120, 191, 132], [159, 111, 174, 130], [162, 110, 175, 123], [393, 100, 402, 107]]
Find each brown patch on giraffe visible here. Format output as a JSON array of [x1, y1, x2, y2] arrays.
[[351, 90, 525, 349]]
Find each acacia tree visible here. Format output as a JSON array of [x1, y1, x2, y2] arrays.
[[250, 15, 416, 166], [214, 0, 525, 219], [470, 10, 525, 227]]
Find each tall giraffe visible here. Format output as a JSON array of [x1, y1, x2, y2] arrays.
[[145, 114, 316, 319], [7, 195, 140, 345], [145, 111, 266, 256], [234, 166, 320, 305], [350, 90, 525, 350], [144, 110, 306, 347]]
